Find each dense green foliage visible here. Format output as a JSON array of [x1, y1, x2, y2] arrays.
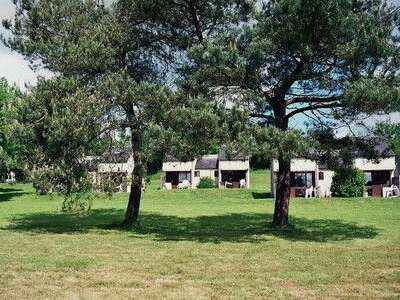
[[0, 78, 26, 181], [331, 168, 366, 198], [197, 177, 216, 189], [376, 123, 400, 158]]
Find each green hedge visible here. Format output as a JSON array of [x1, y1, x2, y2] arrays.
[[197, 177, 216, 189], [331, 168, 366, 198]]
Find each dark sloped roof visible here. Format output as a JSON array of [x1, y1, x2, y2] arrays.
[[83, 157, 101, 171], [356, 138, 394, 158], [195, 156, 218, 169], [83, 147, 132, 171], [163, 154, 181, 162], [100, 148, 131, 163], [218, 149, 248, 161]]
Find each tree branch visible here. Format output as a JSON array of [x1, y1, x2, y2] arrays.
[[250, 112, 271, 119], [274, 58, 305, 101], [287, 95, 342, 105], [286, 102, 343, 119], [185, 0, 204, 45]]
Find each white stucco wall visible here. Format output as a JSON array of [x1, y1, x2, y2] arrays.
[[316, 170, 335, 197], [98, 162, 133, 174], [162, 160, 196, 172], [98, 155, 135, 174], [219, 160, 249, 171], [354, 157, 396, 171], [272, 159, 317, 172]]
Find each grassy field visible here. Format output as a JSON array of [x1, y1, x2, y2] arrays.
[[0, 170, 399, 299]]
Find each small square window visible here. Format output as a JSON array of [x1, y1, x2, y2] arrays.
[[214, 170, 219, 177], [318, 172, 324, 180], [194, 171, 200, 177]]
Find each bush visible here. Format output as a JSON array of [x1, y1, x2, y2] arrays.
[[331, 168, 366, 197], [61, 183, 93, 213], [197, 177, 216, 189]]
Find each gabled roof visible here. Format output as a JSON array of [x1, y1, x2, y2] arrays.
[[163, 154, 182, 163], [83, 147, 133, 171], [218, 149, 248, 161], [355, 138, 394, 158], [195, 155, 218, 169], [100, 148, 132, 163]]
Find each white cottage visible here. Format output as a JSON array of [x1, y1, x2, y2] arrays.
[[162, 151, 250, 189], [84, 148, 135, 192], [271, 151, 397, 198]]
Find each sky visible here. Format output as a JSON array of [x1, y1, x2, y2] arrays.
[[0, 0, 399, 134], [0, 0, 116, 89], [0, 0, 40, 89]]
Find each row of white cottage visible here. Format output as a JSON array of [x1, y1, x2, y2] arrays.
[[84, 149, 250, 191], [85, 146, 398, 197]]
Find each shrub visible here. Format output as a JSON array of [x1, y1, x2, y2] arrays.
[[331, 168, 366, 197], [197, 177, 216, 189]]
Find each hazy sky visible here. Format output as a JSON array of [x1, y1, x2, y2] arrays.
[[0, 0, 38, 89], [0, 0, 117, 88]]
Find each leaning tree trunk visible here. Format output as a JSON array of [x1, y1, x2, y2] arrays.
[[272, 157, 291, 227], [122, 130, 144, 227]]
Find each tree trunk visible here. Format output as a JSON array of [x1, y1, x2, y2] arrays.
[[272, 157, 291, 227], [272, 105, 291, 227], [122, 130, 144, 227]]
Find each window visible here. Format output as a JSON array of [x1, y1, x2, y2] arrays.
[[318, 172, 324, 181], [178, 172, 191, 183], [292, 172, 314, 188], [214, 170, 219, 177], [194, 171, 200, 177], [365, 172, 372, 186]]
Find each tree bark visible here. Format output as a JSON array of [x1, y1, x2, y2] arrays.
[[272, 157, 291, 227], [272, 105, 291, 227], [122, 130, 144, 227]]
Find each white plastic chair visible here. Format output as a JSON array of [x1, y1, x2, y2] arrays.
[[178, 180, 190, 189], [225, 181, 233, 188], [305, 186, 314, 198], [383, 186, 392, 198], [393, 185, 400, 196], [240, 179, 246, 188], [315, 186, 323, 198]]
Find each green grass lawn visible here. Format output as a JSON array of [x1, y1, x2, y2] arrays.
[[0, 170, 399, 299]]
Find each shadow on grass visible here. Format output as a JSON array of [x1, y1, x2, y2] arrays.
[[252, 192, 273, 200], [4, 208, 379, 243], [0, 187, 23, 193], [0, 187, 30, 202]]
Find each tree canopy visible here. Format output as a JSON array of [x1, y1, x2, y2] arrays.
[[2, 0, 251, 225], [0, 78, 24, 180], [182, 0, 400, 226]]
